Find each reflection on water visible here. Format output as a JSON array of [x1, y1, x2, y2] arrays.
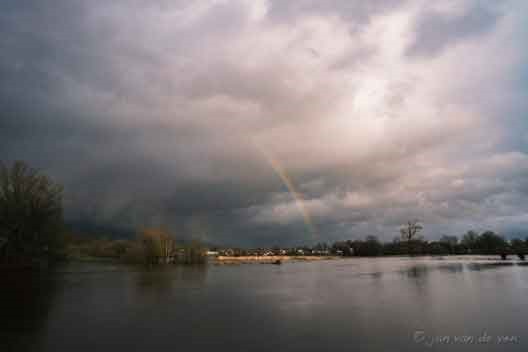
[[134, 265, 208, 297], [0, 272, 58, 352], [1, 257, 527, 352], [467, 262, 517, 271]]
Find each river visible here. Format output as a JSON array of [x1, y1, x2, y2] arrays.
[[1, 257, 526, 351]]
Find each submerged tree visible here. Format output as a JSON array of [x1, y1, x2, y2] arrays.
[[180, 240, 207, 265], [0, 161, 64, 264], [400, 220, 423, 255], [134, 228, 207, 265], [140, 228, 176, 264]]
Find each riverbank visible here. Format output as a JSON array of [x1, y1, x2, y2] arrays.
[[214, 255, 338, 264]]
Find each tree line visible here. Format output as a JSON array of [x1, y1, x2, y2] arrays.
[[330, 229, 527, 258], [67, 228, 207, 265], [0, 161, 206, 267], [1, 161, 527, 268]]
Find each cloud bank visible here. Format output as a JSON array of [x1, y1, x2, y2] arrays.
[[1, 0, 528, 245]]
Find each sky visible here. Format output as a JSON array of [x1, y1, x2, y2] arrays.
[[1, 0, 528, 246]]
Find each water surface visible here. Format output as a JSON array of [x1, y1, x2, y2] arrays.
[[2, 257, 527, 351]]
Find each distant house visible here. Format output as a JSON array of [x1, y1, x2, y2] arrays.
[[221, 249, 235, 256], [206, 251, 219, 256], [312, 249, 330, 256]]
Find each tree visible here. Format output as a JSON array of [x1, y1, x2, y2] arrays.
[[359, 236, 383, 256], [474, 231, 507, 254], [136, 228, 207, 265], [140, 228, 176, 264], [181, 240, 207, 265], [332, 241, 353, 256], [313, 242, 329, 253], [0, 161, 64, 264], [510, 238, 527, 254], [400, 220, 423, 255], [461, 230, 478, 252], [427, 241, 449, 255], [439, 235, 459, 255]]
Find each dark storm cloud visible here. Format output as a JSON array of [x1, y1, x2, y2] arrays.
[[407, 1, 503, 57], [266, 0, 409, 25], [1, 0, 528, 246]]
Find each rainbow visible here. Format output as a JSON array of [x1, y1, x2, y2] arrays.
[[253, 141, 318, 241]]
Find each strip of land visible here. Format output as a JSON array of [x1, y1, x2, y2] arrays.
[[214, 255, 338, 264]]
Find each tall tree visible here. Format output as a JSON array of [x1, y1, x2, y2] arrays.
[[0, 161, 63, 263], [400, 220, 423, 255]]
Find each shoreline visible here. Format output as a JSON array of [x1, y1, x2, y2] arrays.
[[213, 255, 339, 264]]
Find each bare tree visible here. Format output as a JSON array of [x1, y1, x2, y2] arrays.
[[0, 161, 63, 264], [140, 228, 177, 264], [400, 220, 423, 256]]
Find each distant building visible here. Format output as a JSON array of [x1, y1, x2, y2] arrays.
[[221, 249, 235, 256], [312, 249, 330, 256]]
